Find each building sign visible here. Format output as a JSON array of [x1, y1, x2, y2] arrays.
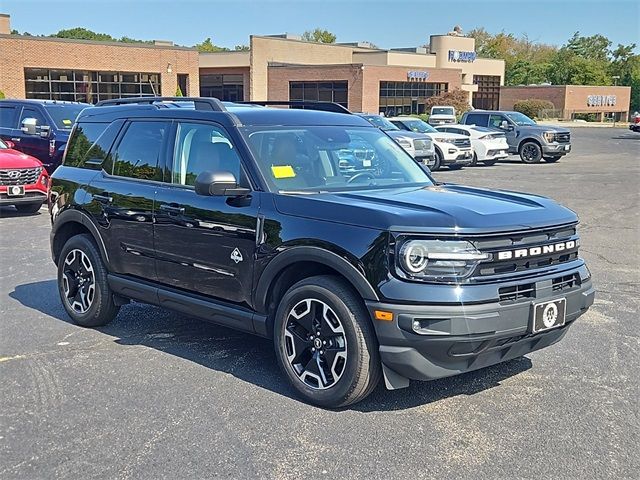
[[587, 95, 617, 107], [448, 50, 477, 63], [407, 70, 429, 81]]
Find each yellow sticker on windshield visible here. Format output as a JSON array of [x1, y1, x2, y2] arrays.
[[62, 119, 72, 125], [271, 165, 296, 179]]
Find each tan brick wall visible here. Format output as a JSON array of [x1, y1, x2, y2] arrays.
[[500, 85, 631, 119], [199, 67, 250, 100], [0, 35, 199, 100]]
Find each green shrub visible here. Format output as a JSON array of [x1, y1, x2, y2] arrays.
[[0, 90, 5, 99], [175, 86, 183, 97], [513, 99, 555, 119]]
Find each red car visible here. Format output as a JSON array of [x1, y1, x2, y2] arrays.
[[0, 138, 50, 214]]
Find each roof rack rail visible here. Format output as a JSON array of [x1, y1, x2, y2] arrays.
[[95, 96, 226, 112], [236, 100, 351, 114]]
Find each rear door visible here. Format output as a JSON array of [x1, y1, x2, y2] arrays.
[[463, 112, 489, 127], [153, 120, 259, 307], [84, 120, 169, 280]]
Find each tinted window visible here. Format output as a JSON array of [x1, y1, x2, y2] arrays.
[[489, 114, 506, 128], [171, 122, 242, 186], [19, 107, 47, 127], [64, 121, 122, 169], [111, 121, 167, 180], [0, 106, 18, 128], [44, 104, 87, 129], [463, 113, 488, 127]]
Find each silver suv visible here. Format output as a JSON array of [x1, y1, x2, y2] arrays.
[[461, 110, 571, 164]]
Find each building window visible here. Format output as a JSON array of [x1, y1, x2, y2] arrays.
[[200, 74, 244, 101], [24, 68, 161, 104], [289, 81, 348, 107], [378, 82, 448, 116], [472, 75, 501, 110]]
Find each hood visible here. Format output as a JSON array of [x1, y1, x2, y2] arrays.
[[425, 131, 467, 140], [0, 149, 44, 169], [274, 184, 577, 234], [519, 124, 570, 134], [386, 130, 432, 141]]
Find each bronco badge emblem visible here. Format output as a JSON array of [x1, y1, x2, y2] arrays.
[[230, 248, 243, 264]]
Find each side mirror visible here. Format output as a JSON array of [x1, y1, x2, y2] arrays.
[[21, 118, 38, 135], [500, 120, 513, 131], [4, 140, 15, 149], [194, 171, 250, 197]]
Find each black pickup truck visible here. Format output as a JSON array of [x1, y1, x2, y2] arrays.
[[49, 97, 594, 407]]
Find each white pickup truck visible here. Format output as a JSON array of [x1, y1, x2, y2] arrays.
[[428, 106, 456, 125]]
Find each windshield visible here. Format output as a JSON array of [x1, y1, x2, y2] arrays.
[[431, 107, 454, 115], [0, 139, 7, 149], [360, 115, 399, 131], [43, 104, 88, 129], [397, 119, 437, 134], [505, 111, 537, 126], [241, 126, 433, 193]]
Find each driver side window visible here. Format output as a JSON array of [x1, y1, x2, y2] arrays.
[[19, 107, 47, 127], [172, 122, 242, 187], [489, 114, 506, 129]]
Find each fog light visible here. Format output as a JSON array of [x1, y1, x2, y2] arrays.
[[412, 320, 421, 331]]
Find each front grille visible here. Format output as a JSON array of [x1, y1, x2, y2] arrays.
[[552, 273, 580, 292], [414, 139, 432, 150], [453, 138, 471, 148], [0, 167, 42, 186], [499, 282, 536, 302], [555, 132, 571, 143], [472, 224, 579, 278]]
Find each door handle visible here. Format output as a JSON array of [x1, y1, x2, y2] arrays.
[[10, 137, 21, 142], [160, 204, 185, 214], [93, 194, 113, 204]]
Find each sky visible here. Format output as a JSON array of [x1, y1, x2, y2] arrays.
[[2, 0, 639, 52]]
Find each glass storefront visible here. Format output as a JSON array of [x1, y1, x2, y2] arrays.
[[379, 81, 448, 116], [200, 74, 244, 101], [24, 68, 161, 104], [472, 75, 501, 110], [289, 81, 348, 107]]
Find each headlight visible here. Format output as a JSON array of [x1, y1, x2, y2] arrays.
[[396, 138, 413, 149], [434, 137, 455, 143], [398, 239, 490, 281], [543, 131, 556, 143]]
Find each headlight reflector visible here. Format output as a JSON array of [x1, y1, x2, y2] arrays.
[[543, 131, 556, 143], [398, 239, 490, 281]]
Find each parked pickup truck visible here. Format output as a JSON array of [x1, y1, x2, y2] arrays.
[[428, 106, 456, 125]]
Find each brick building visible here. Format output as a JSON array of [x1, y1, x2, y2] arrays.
[[500, 85, 632, 120], [200, 32, 506, 115], [0, 14, 199, 103]]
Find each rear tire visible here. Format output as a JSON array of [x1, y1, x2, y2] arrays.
[[519, 141, 542, 164], [15, 203, 42, 214], [273, 275, 381, 408], [57, 234, 119, 327], [543, 156, 561, 163]]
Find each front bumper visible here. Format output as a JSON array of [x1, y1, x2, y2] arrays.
[[0, 189, 47, 205], [366, 269, 594, 386], [542, 143, 571, 156], [441, 148, 473, 165]]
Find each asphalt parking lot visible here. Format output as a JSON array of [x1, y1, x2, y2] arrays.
[[0, 127, 638, 479]]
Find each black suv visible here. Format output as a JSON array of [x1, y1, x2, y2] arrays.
[[0, 99, 90, 173], [49, 97, 594, 407]]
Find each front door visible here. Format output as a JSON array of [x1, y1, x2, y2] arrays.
[[16, 106, 50, 162], [153, 120, 258, 308], [84, 120, 170, 280], [489, 113, 517, 150]]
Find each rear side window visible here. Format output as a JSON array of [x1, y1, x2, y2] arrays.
[[111, 121, 168, 181], [463, 113, 488, 127], [64, 121, 122, 169], [0, 105, 18, 128]]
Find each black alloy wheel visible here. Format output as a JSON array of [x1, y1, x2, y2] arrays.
[[519, 141, 542, 163]]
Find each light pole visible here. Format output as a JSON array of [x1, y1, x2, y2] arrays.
[[611, 76, 621, 126]]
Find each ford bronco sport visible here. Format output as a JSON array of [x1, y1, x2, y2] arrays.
[[49, 97, 594, 408]]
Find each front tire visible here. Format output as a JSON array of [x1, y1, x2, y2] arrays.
[[448, 163, 464, 170], [483, 160, 498, 166], [544, 156, 562, 163], [519, 141, 542, 163], [470, 152, 478, 166], [431, 149, 443, 171], [273, 275, 381, 408], [57, 234, 119, 327], [15, 203, 42, 214]]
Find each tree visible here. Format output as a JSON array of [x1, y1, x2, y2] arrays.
[[0, 90, 4, 99], [193, 37, 229, 52], [610, 43, 640, 112], [51, 27, 116, 42], [424, 89, 472, 114], [301, 28, 336, 44], [175, 86, 183, 97], [566, 32, 611, 62]]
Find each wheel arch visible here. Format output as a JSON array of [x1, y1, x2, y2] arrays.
[[518, 136, 542, 152], [51, 209, 110, 268], [253, 247, 379, 337]]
